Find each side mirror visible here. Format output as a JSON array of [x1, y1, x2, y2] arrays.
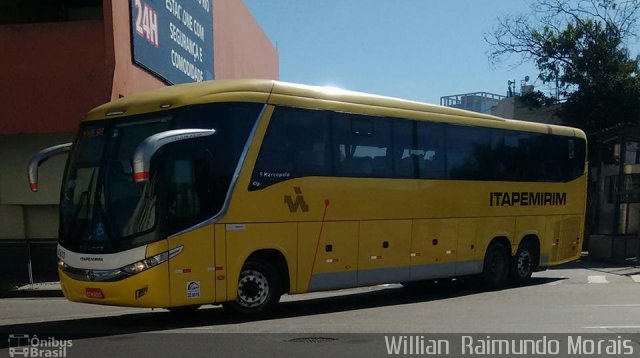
[[27, 143, 72, 192], [132, 129, 216, 182]]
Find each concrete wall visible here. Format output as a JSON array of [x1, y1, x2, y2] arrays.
[[106, 0, 166, 99], [0, 134, 73, 284], [107, 0, 279, 99], [0, 134, 73, 240], [0, 21, 112, 134], [492, 97, 563, 125], [213, 0, 279, 80], [0, 0, 279, 134], [0, 0, 278, 285], [588, 235, 640, 259]]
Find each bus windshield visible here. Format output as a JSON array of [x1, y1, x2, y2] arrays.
[[59, 102, 262, 253]]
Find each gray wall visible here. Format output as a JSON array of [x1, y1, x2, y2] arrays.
[[492, 97, 563, 125], [0, 133, 73, 238], [0, 133, 74, 284]]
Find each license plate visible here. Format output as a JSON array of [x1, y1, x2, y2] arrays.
[[85, 287, 105, 299]]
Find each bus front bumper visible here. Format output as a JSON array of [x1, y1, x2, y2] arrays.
[[58, 263, 170, 308]]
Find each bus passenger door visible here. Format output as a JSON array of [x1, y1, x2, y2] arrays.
[[410, 219, 457, 280], [358, 220, 411, 286], [167, 225, 216, 307], [162, 146, 217, 307], [298, 221, 358, 292]]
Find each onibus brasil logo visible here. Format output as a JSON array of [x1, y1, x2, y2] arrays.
[[8, 334, 73, 357]]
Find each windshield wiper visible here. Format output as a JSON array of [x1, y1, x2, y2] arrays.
[[123, 171, 158, 236], [65, 168, 97, 237]]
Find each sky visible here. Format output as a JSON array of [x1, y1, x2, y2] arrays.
[[243, 0, 542, 105]]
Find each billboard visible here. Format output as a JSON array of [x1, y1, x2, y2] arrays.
[[130, 0, 214, 84]]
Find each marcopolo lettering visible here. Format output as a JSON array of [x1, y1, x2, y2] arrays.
[[490, 192, 567, 207]]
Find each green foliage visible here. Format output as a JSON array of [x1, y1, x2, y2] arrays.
[[518, 90, 557, 109], [486, 0, 640, 133]]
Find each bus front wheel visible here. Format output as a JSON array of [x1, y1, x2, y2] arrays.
[[225, 260, 282, 315], [480, 242, 509, 289]]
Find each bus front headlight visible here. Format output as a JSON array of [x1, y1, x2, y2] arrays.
[[121, 246, 183, 275]]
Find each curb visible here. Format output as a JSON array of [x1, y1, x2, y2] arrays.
[[582, 255, 640, 267], [1, 282, 63, 299]]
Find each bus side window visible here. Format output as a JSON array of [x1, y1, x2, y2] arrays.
[[491, 130, 530, 181], [168, 159, 201, 219], [251, 107, 330, 189], [332, 113, 392, 178], [570, 138, 586, 180], [416, 122, 445, 179], [446, 125, 493, 180], [165, 142, 213, 235], [392, 120, 416, 178]]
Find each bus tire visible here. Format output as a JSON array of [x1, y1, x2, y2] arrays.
[[509, 241, 536, 284], [226, 260, 282, 315], [480, 242, 509, 289]]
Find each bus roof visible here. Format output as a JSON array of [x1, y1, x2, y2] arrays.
[[84, 79, 585, 139]]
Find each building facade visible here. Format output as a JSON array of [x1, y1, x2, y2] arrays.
[[0, 0, 278, 286], [440, 92, 505, 115]]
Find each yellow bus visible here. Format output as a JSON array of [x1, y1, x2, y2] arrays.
[[28, 80, 587, 314]]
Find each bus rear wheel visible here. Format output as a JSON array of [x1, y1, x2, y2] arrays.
[[225, 260, 282, 315], [480, 242, 509, 289], [509, 241, 537, 284]]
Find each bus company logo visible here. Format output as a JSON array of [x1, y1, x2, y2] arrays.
[[79, 256, 103, 262], [8, 334, 72, 357], [490, 192, 567, 207], [284, 187, 309, 213], [186, 281, 200, 299]]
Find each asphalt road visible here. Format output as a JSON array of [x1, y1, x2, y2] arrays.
[[1, 260, 639, 357]]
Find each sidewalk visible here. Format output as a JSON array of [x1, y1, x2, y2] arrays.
[[581, 254, 640, 276], [1, 281, 63, 298]]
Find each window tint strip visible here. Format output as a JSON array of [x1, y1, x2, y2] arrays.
[[249, 106, 586, 190]]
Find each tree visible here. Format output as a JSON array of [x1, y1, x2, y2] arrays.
[[485, 0, 640, 133]]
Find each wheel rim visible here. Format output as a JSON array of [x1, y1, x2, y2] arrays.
[[516, 251, 532, 277], [237, 269, 269, 308]]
